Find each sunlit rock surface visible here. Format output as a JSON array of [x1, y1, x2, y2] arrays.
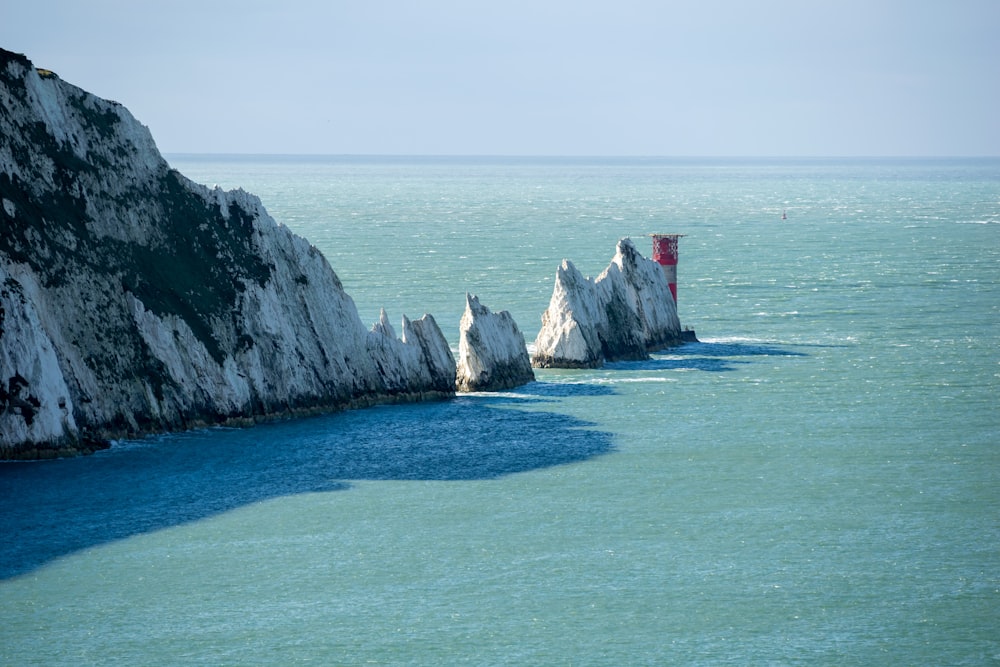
[[456, 294, 534, 392], [0, 49, 455, 459], [531, 238, 681, 368]]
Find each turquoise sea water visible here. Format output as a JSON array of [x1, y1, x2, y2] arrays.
[[2, 157, 998, 665]]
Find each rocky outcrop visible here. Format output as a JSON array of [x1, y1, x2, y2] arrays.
[[531, 238, 681, 368], [368, 308, 456, 398], [0, 49, 455, 459], [455, 294, 534, 392]]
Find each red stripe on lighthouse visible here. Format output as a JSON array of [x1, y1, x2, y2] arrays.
[[651, 234, 682, 302]]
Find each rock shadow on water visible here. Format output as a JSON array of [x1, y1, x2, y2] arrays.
[[611, 356, 745, 372], [672, 340, 810, 358], [515, 380, 619, 399], [453, 381, 617, 404], [0, 397, 613, 579], [605, 340, 809, 373]]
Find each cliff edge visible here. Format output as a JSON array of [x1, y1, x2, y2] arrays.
[[0, 49, 455, 459]]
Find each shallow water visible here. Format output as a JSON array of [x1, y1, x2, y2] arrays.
[[2, 157, 998, 665]]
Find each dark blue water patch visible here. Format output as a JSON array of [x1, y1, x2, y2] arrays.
[[608, 356, 747, 372], [447, 381, 617, 403], [672, 341, 810, 358], [516, 381, 618, 398], [600, 340, 810, 373], [0, 397, 614, 579]]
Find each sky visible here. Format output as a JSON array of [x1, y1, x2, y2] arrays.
[[4, 0, 999, 156]]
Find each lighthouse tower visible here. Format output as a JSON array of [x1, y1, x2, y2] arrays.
[[650, 234, 684, 303]]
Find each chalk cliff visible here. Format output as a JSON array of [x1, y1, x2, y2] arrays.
[[455, 294, 534, 392], [0, 49, 455, 459], [531, 238, 681, 368]]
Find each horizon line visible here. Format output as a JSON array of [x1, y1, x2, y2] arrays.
[[162, 152, 1000, 160]]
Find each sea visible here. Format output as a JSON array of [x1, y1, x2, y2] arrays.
[[2, 156, 998, 665]]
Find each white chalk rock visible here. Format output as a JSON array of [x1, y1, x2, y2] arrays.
[[0, 264, 80, 453], [0, 49, 455, 458], [456, 294, 534, 392], [531, 238, 681, 368]]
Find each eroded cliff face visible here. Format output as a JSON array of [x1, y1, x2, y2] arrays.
[[0, 49, 455, 459], [531, 238, 681, 368], [455, 294, 534, 392]]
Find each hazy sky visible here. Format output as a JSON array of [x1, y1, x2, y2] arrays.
[[4, 1, 999, 156]]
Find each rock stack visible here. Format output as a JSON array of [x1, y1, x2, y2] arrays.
[[531, 238, 682, 368], [455, 294, 534, 392]]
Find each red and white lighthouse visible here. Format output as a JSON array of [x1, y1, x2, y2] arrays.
[[650, 234, 684, 303]]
